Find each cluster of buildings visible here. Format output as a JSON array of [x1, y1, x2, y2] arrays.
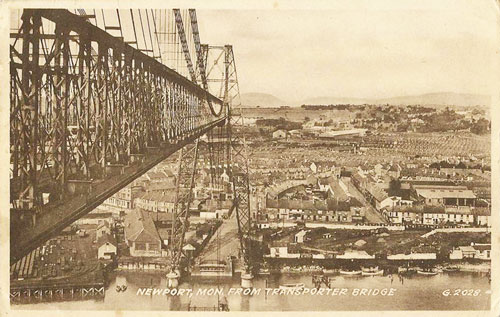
[[449, 243, 491, 261], [82, 157, 234, 262], [260, 173, 366, 225], [351, 164, 491, 227]]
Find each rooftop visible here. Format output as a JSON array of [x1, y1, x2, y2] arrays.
[[97, 232, 116, 247], [415, 188, 476, 199], [124, 209, 161, 243]]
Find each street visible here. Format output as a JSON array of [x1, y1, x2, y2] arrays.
[[342, 177, 388, 224]]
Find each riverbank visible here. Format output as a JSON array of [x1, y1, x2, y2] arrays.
[[272, 261, 490, 274]]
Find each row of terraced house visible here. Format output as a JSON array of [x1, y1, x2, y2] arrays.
[[351, 170, 491, 227]]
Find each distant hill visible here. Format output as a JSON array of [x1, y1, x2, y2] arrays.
[[241, 92, 490, 108], [301, 92, 490, 107], [375, 92, 490, 107], [240, 93, 288, 108]]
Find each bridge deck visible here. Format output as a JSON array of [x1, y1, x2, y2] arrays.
[[11, 119, 226, 264]]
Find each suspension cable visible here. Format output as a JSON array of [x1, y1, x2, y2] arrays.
[[138, 10, 148, 53], [151, 9, 162, 61], [129, 10, 139, 49]]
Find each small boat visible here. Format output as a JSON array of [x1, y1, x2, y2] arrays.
[[120, 285, 128, 292], [116, 285, 122, 292], [442, 266, 460, 272], [417, 268, 438, 275], [279, 283, 305, 290], [361, 267, 384, 276], [322, 268, 337, 275], [398, 266, 417, 274], [339, 269, 362, 275]]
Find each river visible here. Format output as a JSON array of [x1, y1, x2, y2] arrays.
[[13, 271, 490, 311]]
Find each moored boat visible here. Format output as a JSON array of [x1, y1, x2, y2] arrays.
[[339, 269, 362, 275], [322, 268, 337, 275], [279, 283, 305, 290], [361, 267, 384, 276], [442, 266, 460, 272], [417, 268, 438, 275], [398, 266, 417, 274]]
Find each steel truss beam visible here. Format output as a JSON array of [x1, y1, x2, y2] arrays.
[[170, 139, 200, 272], [224, 46, 253, 273], [202, 44, 252, 273], [10, 9, 223, 218], [173, 9, 197, 83]]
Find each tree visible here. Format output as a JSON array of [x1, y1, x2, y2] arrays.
[[388, 179, 402, 196], [470, 118, 490, 135]]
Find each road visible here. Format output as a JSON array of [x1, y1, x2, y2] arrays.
[[342, 177, 388, 224], [198, 212, 240, 262]]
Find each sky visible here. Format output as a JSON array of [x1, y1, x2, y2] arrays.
[[196, 0, 499, 102]]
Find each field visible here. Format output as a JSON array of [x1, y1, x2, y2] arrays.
[[247, 131, 490, 170], [364, 132, 490, 158]]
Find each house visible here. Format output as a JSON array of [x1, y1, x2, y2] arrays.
[[449, 243, 491, 260], [102, 184, 144, 213], [383, 205, 476, 225], [310, 162, 318, 174], [97, 233, 117, 260], [145, 171, 171, 183], [267, 242, 301, 258], [135, 191, 177, 213], [269, 242, 289, 258], [74, 211, 114, 226], [450, 246, 477, 259], [265, 197, 365, 223], [124, 209, 162, 257], [473, 243, 491, 260], [388, 164, 402, 178], [182, 244, 197, 259], [365, 183, 389, 210], [318, 178, 332, 193], [374, 164, 385, 177], [413, 185, 476, 208], [337, 250, 375, 259], [379, 196, 413, 211], [472, 207, 491, 226], [220, 169, 230, 183], [272, 129, 287, 139], [96, 220, 111, 239], [145, 180, 176, 194], [288, 129, 302, 138], [294, 230, 307, 243]]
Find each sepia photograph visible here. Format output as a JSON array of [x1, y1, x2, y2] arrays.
[[2, 0, 498, 314]]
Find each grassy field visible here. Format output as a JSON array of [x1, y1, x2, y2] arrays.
[[247, 131, 490, 169]]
